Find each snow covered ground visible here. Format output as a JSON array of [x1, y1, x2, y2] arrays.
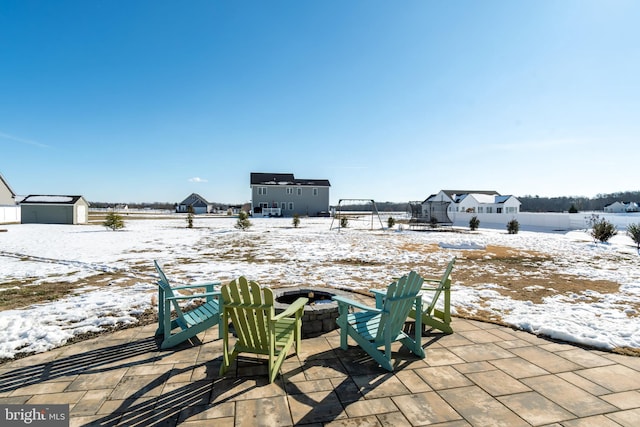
[[1, 216, 639, 359]]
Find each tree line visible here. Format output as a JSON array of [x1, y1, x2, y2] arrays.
[[91, 191, 640, 214], [338, 191, 640, 213], [519, 191, 640, 212]]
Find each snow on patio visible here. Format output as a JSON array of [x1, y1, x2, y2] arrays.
[[1, 216, 639, 359]]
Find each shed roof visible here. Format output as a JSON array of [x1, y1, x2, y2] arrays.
[[250, 172, 330, 187], [21, 195, 87, 205]]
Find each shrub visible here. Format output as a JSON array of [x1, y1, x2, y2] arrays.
[[469, 216, 480, 231], [588, 214, 617, 243], [627, 223, 640, 251], [103, 211, 125, 231], [568, 204, 578, 213], [506, 219, 519, 234], [387, 216, 396, 229], [292, 213, 300, 228], [340, 216, 348, 228], [235, 210, 252, 231], [430, 217, 438, 228]]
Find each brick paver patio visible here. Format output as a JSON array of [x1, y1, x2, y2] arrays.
[[1, 293, 639, 426]]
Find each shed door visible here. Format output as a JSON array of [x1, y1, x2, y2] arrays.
[[77, 205, 87, 223]]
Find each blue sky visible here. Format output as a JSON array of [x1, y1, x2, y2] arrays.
[[1, 1, 638, 205]]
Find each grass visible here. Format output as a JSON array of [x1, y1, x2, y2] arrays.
[[0, 281, 80, 310], [3, 215, 638, 358]]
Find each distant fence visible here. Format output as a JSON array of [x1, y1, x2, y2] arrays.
[[448, 211, 640, 232], [0, 206, 20, 224]]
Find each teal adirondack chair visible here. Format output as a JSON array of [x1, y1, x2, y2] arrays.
[[372, 257, 456, 334], [333, 271, 425, 371], [219, 277, 308, 383], [154, 260, 222, 349]]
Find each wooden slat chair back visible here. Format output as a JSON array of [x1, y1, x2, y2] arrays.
[[219, 277, 308, 383], [333, 271, 425, 372], [417, 257, 455, 334], [154, 260, 222, 349]]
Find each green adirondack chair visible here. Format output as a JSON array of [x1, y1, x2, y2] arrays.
[[373, 257, 456, 334], [154, 260, 222, 349], [219, 277, 308, 383], [333, 271, 425, 372]]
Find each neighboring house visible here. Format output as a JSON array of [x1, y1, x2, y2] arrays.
[[20, 195, 90, 224], [250, 172, 331, 217], [227, 204, 250, 216], [176, 193, 212, 214], [0, 172, 20, 224], [425, 190, 521, 216], [604, 201, 639, 213], [0, 172, 16, 205]]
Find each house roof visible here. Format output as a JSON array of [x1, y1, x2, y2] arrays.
[[442, 190, 499, 199], [21, 195, 87, 205], [0, 172, 16, 197], [424, 190, 519, 205], [179, 193, 210, 206], [469, 194, 497, 204], [605, 201, 637, 207], [250, 172, 330, 187], [495, 195, 513, 204]]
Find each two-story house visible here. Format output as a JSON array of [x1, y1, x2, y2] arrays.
[[250, 173, 331, 217], [425, 190, 521, 215]]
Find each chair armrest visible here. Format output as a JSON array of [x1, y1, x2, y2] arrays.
[[369, 289, 387, 309], [332, 295, 381, 313], [170, 282, 221, 290], [165, 291, 220, 301], [273, 297, 309, 320]]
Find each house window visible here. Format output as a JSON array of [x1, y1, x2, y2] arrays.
[[497, 207, 503, 214], [286, 188, 293, 195], [281, 202, 286, 210], [313, 188, 318, 196], [506, 207, 517, 214], [486, 207, 493, 213], [297, 188, 302, 196], [258, 187, 267, 196], [259, 202, 268, 209], [478, 207, 484, 213], [288, 202, 294, 210]]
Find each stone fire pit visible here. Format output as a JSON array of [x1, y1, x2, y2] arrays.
[[274, 287, 352, 338]]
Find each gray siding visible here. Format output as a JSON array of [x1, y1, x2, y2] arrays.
[[252, 185, 329, 216], [22, 205, 74, 224]]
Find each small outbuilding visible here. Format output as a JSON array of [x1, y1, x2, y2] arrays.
[[20, 195, 90, 224]]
